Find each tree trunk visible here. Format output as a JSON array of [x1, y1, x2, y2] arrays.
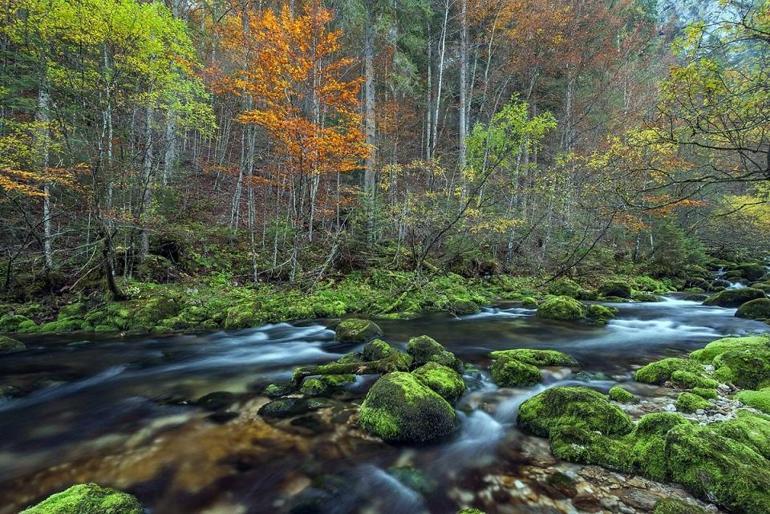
[[431, 0, 449, 158], [458, 0, 468, 170], [363, 11, 377, 237], [36, 85, 53, 269]]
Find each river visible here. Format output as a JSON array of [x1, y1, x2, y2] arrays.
[[0, 296, 767, 513]]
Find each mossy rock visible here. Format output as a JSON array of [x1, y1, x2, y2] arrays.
[[448, 299, 480, 315], [335, 318, 383, 343], [670, 370, 718, 389], [598, 280, 632, 299], [690, 335, 770, 363], [489, 349, 577, 368], [0, 313, 33, 332], [675, 392, 710, 413], [387, 466, 437, 495], [518, 386, 633, 438], [264, 383, 294, 398], [0, 335, 25, 352], [412, 362, 465, 403], [652, 498, 708, 514], [536, 296, 586, 321], [632, 276, 671, 294], [300, 374, 355, 397], [751, 281, 770, 293], [703, 288, 766, 308], [20, 483, 143, 514], [631, 291, 660, 302], [712, 347, 770, 389], [520, 297, 539, 308], [362, 339, 395, 361], [547, 277, 584, 298], [490, 357, 542, 387], [358, 372, 457, 443], [738, 263, 767, 282], [258, 398, 331, 418], [608, 385, 636, 403], [457, 509, 486, 514], [406, 335, 461, 371], [736, 298, 770, 321], [736, 388, 770, 415], [665, 422, 770, 513], [634, 358, 705, 385], [714, 411, 770, 460], [692, 387, 717, 399], [586, 304, 617, 325]]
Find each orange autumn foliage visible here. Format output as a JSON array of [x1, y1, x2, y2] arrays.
[[218, 3, 368, 181]]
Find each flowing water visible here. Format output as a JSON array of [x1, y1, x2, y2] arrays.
[[0, 296, 768, 513]]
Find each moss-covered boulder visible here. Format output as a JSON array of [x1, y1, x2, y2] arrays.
[[518, 386, 633, 438], [675, 392, 710, 413], [608, 385, 636, 403], [715, 411, 770, 459], [0, 313, 33, 332], [586, 304, 617, 325], [359, 372, 457, 443], [665, 422, 770, 513], [536, 296, 586, 321], [335, 318, 383, 343], [670, 370, 718, 389], [406, 335, 460, 371], [0, 335, 25, 352], [264, 383, 294, 398], [692, 387, 717, 399], [598, 280, 632, 299], [489, 349, 577, 368], [362, 339, 396, 361], [258, 398, 330, 418], [412, 362, 465, 402], [736, 388, 770, 414], [703, 288, 766, 308], [690, 334, 770, 363], [300, 374, 355, 396], [20, 483, 143, 514], [736, 298, 770, 321], [634, 358, 705, 385], [712, 347, 770, 389], [547, 277, 584, 298], [738, 263, 767, 282], [490, 357, 542, 387]]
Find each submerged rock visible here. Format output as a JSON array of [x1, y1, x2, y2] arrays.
[[20, 483, 143, 514], [412, 362, 465, 402], [334, 318, 383, 343], [535, 296, 586, 321], [358, 371, 457, 443], [0, 335, 25, 352], [703, 287, 766, 308]]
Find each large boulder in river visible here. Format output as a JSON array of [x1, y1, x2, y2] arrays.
[[406, 335, 461, 371], [20, 483, 143, 514], [703, 288, 765, 308], [598, 280, 632, 299], [735, 298, 770, 321], [0, 335, 25, 353], [335, 318, 382, 343], [359, 372, 457, 442], [536, 296, 586, 321], [738, 263, 767, 282], [491, 357, 541, 387], [518, 386, 633, 438]]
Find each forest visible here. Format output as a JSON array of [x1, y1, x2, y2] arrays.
[[1, 0, 770, 513]]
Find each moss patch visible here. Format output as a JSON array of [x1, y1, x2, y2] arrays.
[[490, 357, 542, 387], [536, 296, 586, 321], [690, 335, 770, 363], [412, 362, 465, 403], [608, 385, 636, 403], [634, 358, 705, 385], [406, 335, 460, 371], [335, 318, 383, 343], [703, 288, 766, 308], [20, 483, 143, 514], [489, 349, 577, 368], [736, 298, 770, 321], [675, 392, 711, 413], [736, 388, 770, 415]]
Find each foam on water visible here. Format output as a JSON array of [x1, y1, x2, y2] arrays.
[[459, 306, 535, 320]]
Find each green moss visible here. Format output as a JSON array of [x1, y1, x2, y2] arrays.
[[359, 372, 457, 442], [736, 298, 770, 321], [632, 276, 671, 294], [547, 277, 584, 298], [406, 335, 460, 371], [0, 335, 25, 352], [518, 386, 633, 438], [489, 349, 577, 367], [692, 387, 717, 399], [652, 498, 708, 514], [675, 392, 711, 413], [598, 279, 632, 298], [335, 318, 383, 343], [520, 297, 539, 308], [634, 358, 705, 385], [586, 304, 617, 325], [670, 370, 718, 389], [264, 383, 293, 398], [665, 422, 770, 513], [608, 385, 636, 403], [457, 509, 486, 514], [20, 483, 143, 514], [387, 466, 437, 494], [412, 362, 465, 402], [631, 291, 661, 302], [736, 388, 770, 414], [300, 374, 355, 396], [490, 357, 542, 387], [362, 339, 395, 361], [712, 347, 770, 389], [0, 313, 33, 332], [714, 411, 770, 459], [536, 296, 586, 321], [703, 287, 766, 308], [690, 335, 770, 363]]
